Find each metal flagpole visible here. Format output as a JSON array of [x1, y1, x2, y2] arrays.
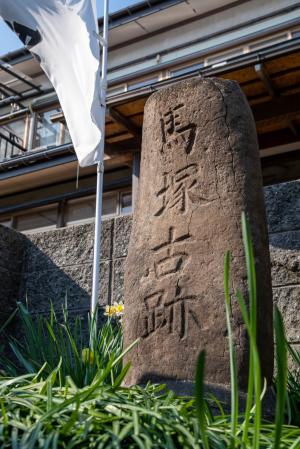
[[91, 0, 109, 328]]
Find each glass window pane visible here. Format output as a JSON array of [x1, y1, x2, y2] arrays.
[[207, 48, 243, 66], [121, 192, 132, 214], [16, 205, 58, 233], [107, 85, 126, 97], [65, 193, 119, 226], [0, 117, 27, 160], [102, 192, 118, 216], [62, 124, 71, 145], [33, 108, 66, 150], [249, 34, 287, 51], [65, 196, 96, 226], [128, 77, 158, 91], [170, 62, 203, 77]]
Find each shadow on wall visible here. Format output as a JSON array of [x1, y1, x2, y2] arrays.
[[265, 179, 300, 250], [20, 237, 95, 316], [0, 225, 96, 354], [0, 224, 106, 326], [0, 215, 132, 324], [0, 215, 132, 362]]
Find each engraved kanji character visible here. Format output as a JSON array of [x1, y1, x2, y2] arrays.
[[155, 164, 198, 216], [152, 226, 192, 279], [141, 284, 201, 340], [160, 104, 196, 155]]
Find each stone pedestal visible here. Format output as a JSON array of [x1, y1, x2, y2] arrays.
[[123, 77, 273, 389]]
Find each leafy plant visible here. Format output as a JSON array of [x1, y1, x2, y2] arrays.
[[286, 343, 300, 426], [0, 302, 123, 387], [0, 213, 300, 448], [194, 212, 300, 448]]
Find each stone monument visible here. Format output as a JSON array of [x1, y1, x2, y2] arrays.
[[123, 77, 273, 390]]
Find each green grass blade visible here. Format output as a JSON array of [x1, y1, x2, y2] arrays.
[[241, 213, 260, 448], [0, 308, 18, 334], [241, 212, 257, 336], [195, 350, 210, 449], [273, 306, 288, 449], [224, 250, 238, 448], [236, 290, 261, 449]]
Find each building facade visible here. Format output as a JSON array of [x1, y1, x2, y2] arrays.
[[0, 0, 299, 350]]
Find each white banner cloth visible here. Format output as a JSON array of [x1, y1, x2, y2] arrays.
[[0, 0, 102, 167]]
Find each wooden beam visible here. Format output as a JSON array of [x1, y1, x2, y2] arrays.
[[252, 92, 300, 122], [104, 139, 140, 156], [254, 63, 276, 98], [108, 106, 141, 138], [261, 148, 300, 186], [287, 120, 299, 137]]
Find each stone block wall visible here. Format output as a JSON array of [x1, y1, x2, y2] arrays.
[[265, 179, 300, 354], [18, 215, 132, 317], [0, 180, 299, 354], [0, 226, 24, 324], [0, 226, 25, 354], [0, 216, 132, 351]]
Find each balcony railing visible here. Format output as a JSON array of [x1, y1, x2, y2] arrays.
[[0, 131, 26, 160]]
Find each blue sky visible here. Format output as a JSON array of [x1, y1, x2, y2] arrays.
[[0, 0, 141, 55]]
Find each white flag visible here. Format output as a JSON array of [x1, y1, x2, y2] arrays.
[[0, 0, 102, 167]]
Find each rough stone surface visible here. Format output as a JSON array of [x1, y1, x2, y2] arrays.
[[273, 286, 300, 343], [123, 77, 273, 389], [289, 344, 300, 372], [0, 267, 21, 310], [0, 225, 25, 274], [20, 262, 110, 313], [113, 216, 132, 258], [0, 226, 25, 314], [265, 180, 300, 348], [23, 221, 113, 273], [0, 226, 26, 351], [18, 218, 123, 314], [265, 180, 300, 233], [269, 232, 300, 287], [113, 258, 126, 303]]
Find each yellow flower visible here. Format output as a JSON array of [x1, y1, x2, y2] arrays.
[[82, 348, 94, 365], [104, 302, 124, 317], [113, 302, 124, 316], [104, 305, 117, 317]]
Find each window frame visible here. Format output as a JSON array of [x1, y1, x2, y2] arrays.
[[14, 203, 59, 234], [31, 104, 71, 151], [0, 187, 133, 234]]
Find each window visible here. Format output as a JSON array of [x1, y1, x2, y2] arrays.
[[102, 192, 119, 216], [206, 48, 243, 67], [107, 85, 127, 97], [64, 191, 120, 227], [170, 62, 204, 77], [127, 76, 158, 91], [0, 188, 132, 233], [249, 34, 287, 52], [15, 204, 58, 233], [0, 116, 27, 160], [33, 108, 71, 150], [121, 191, 132, 214], [65, 195, 96, 226]]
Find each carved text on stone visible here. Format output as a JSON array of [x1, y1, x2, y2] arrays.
[[141, 284, 201, 340], [155, 164, 198, 216], [160, 104, 196, 155]]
